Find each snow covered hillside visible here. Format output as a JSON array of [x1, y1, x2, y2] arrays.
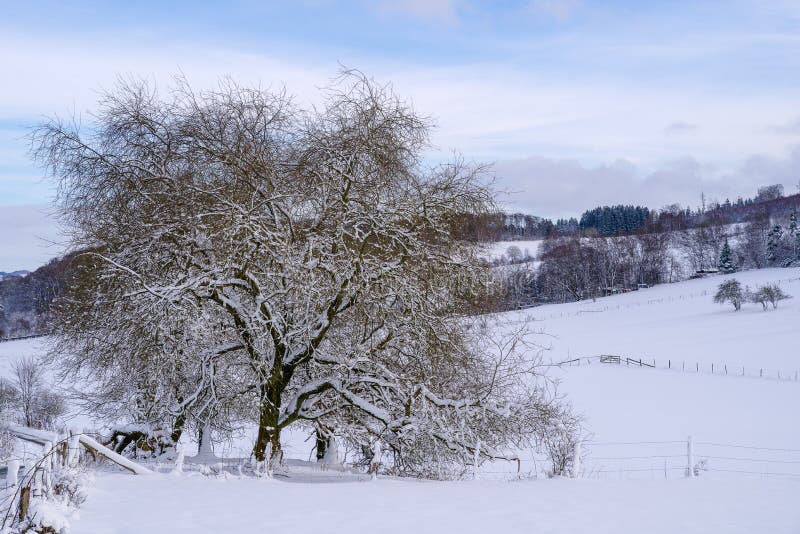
[[494, 267, 800, 480], [2, 268, 799, 533]]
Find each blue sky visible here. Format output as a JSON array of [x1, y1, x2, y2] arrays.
[[2, 0, 800, 268]]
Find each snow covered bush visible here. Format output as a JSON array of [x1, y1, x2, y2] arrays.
[[540, 409, 583, 478], [35, 71, 575, 476]]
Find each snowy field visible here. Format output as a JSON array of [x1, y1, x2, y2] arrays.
[[498, 268, 800, 479], [2, 267, 799, 532], [72, 474, 799, 534]]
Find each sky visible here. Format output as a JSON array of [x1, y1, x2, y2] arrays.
[[2, 0, 800, 269]]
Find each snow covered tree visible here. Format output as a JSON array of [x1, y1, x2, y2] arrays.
[[766, 224, 783, 264], [10, 357, 65, 430], [750, 284, 790, 310], [738, 213, 770, 268], [35, 72, 572, 474], [713, 279, 744, 311], [790, 211, 799, 260], [718, 239, 735, 273]]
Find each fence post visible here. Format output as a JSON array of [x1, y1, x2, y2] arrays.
[[687, 435, 695, 478], [7, 459, 19, 487], [32, 466, 43, 497], [572, 439, 582, 479], [473, 439, 481, 480]]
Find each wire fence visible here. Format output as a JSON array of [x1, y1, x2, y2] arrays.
[[479, 437, 800, 481], [578, 438, 800, 481], [547, 354, 800, 383]]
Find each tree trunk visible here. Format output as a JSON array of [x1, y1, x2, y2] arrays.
[[316, 430, 329, 461], [197, 422, 214, 458], [170, 409, 186, 445], [253, 385, 283, 466]]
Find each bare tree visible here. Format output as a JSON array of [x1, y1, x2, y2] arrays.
[[677, 225, 726, 272], [12, 357, 65, 429], [35, 72, 572, 474], [738, 212, 770, 268]]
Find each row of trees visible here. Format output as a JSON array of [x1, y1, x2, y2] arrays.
[[578, 205, 650, 236], [713, 279, 790, 311], [492, 233, 674, 308], [487, 207, 800, 311], [34, 73, 576, 477], [454, 185, 799, 243]]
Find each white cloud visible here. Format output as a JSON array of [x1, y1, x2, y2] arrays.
[[664, 121, 698, 135], [2, 27, 800, 227], [374, 0, 460, 24], [770, 118, 800, 135], [492, 147, 800, 218]]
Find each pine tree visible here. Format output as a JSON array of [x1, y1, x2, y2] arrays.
[[766, 224, 783, 264], [790, 211, 799, 261], [718, 239, 735, 273]]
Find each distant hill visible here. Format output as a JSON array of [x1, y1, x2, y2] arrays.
[[0, 256, 77, 339], [0, 270, 31, 281]]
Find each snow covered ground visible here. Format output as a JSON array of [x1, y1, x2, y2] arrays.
[[72, 473, 800, 534], [492, 267, 800, 479], [2, 267, 799, 532], [517, 267, 800, 371]]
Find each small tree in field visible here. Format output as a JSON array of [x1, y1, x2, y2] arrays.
[[714, 279, 744, 311], [750, 284, 790, 310]]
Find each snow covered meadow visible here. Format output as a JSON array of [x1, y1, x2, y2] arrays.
[[2, 267, 799, 533]]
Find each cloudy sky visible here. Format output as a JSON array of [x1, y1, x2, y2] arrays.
[[2, 0, 800, 269]]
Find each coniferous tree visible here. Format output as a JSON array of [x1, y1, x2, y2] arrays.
[[718, 239, 735, 273], [766, 224, 783, 264]]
